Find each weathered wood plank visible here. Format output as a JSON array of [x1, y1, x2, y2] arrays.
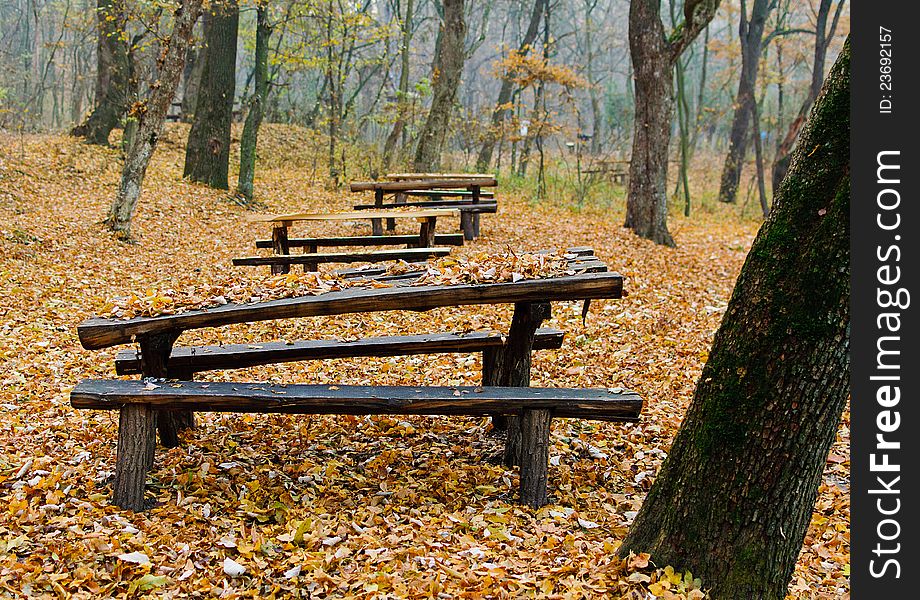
[[255, 234, 465, 249], [384, 172, 495, 181], [350, 178, 496, 192], [77, 272, 623, 350], [232, 247, 452, 267], [247, 209, 461, 223], [71, 380, 644, 421], [353, 201, 497, 212], [403, 190, 495, 199], [115, 328, 566, 375]]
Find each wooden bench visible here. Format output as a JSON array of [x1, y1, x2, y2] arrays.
[[349, 177, 497, 240], [72, 381, 641, 510], [232, 246, 452, 271], [253, 233, 465, 251], [71, 265, 638, 510]]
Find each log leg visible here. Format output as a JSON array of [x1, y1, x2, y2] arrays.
[[491, 302, 551, 467], [518, 408, 552, 508], [482, 346, 507, 431], [138, 332, 191, 448], [271, 224, 291, 275], [470, 185, 481, 239], [304, 243, 318, 273], [473, 213, 481, 238], [388, 192, 405, 231], [419, 217, 437, 248], [373, 189, 385, 236], [460, 212, 474, 241], [112, 403, 156, 511]]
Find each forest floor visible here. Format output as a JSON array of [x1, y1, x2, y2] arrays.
[[0, 125, 848, 599]]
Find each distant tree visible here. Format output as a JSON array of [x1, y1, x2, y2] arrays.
[[624, 0, 719, 246], [413, 0, 466, 172], [183, 0, 239, 189], [105, 0, 203, 238], [381, 0, 416, 171], [771, 0, 846, 193], [474, 0, 546, 172], [236, 0, 272, 204], [619, 39, 850, 599], [71, 0, 130, 145], [717, 0, 774, 204]]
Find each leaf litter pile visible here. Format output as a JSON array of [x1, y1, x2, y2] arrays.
[[0, 127, 849, 598]]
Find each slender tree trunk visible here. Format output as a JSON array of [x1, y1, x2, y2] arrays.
[[71, 0, 130, 145], [619, 40, 850, 600], [624, 0, 719, 247], [474, 0, 545, 171], [180, 44, 203, 122], [412, 0, 466, 172], [717, 0, 771, 203], [382, 0, 414, 170], [105, 0, 203, 239], [236, 0, 271, 203], [183, 0, 239, 189], [771, 0, 844, 193]]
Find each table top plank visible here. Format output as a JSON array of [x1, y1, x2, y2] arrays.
[[246, 208, 461, 223], [349, 178, 497, 192], [77, 271, 623, 350], [384, 173, 495, 180]]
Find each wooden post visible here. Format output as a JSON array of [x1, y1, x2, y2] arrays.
[[388, 191, 406, 231], [419, 217, 437, 247], [519, 408, 552, 507], [271, 223, 291, 275], [482, 346, 507, 431], [138, 331, 190, 449], [112, 403, 156, 511], [471, 184, 481, 239], [372, 189, 384, 236], [490, 302, 551, 470], [304, 243, 318, 273], [460, 211, 474, 241]]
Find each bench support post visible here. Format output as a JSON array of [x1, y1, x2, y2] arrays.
[[471, 185, 481, 239], [138, 332, 193, 448], [482, 347, 506, 431], [460, 212, 475, 241], [489, 302, 551, 469], [271, 224, 291, 275], [372, 189, 384, 236], [419, 217, 437, 247], [519, 408, 552, 507], [112, 403, 156, 511]]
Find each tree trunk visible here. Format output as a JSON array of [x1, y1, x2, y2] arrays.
[[180, 45, 203, 122], [624, 0, 719, 247], [382, 0, 414, 170], [412, 0, 465, 172], [71, 0, 130, 145], [474, 0, 545, 171], [619, 40, 850, 600], [717, 0, 771, 204], [105, 0, 203, 238], [236, 0, 271, 203], [183, 0, 239, 190]]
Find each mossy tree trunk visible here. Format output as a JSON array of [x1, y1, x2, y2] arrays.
[[236, 0, 271, 203], [412, 0, 465, 172], [105, 0, 203, 239], [618, 40, 850, 600], [183, 0, 239, 190], [71, 0, 130, 145], [624, 0, 719, 247]]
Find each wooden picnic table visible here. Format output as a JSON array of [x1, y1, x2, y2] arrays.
[[245, 208, 460, 274], [383, 172, 495, 181], [72, 261, 637, 510]]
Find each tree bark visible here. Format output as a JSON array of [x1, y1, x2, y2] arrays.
[[105, 0, 203, 239], [474, 0, 545, 172], [71, 0, 130, 145], [717, 0, 772, 204], [236, 0, 271, 203], [183, 0, 239, 190], [619, 40, 850, 600], [624, 0, 719, 247], [412, 0, 465, 172]]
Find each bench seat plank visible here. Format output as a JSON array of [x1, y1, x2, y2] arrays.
[[353, 201, 498, 212], [255, 234, 464, 249], [350, 178, 496, 192], [232, 247, 451, 267], [115, 328, 566, 375], [71, 380, 643, 421]]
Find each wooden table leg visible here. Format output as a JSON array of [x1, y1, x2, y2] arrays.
[[388, 192, 405, 231], [471, 185, 481, 239], [419, 217, 437, 247], [304, 243, 318, 273], [138, 332, 191, 449], [271, 223, 291, 275], [112, 404, 156, 511], [519, 408, 552, 508], [460, 212, 474, 241], [372, 189, 384, 236]]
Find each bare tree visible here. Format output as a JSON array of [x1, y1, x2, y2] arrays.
[[624, 0, 719, 246], [105, 0, 203, 238]]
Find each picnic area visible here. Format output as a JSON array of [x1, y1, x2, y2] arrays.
[[0, 124, 848, 598]]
